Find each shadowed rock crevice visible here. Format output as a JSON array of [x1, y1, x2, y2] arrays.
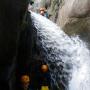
[[0, 0, 39, 90]]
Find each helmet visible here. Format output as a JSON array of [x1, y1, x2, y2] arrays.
[[21, 75, 30, 84], [41, 64, 49, 73], [39, 7, 45, 11]]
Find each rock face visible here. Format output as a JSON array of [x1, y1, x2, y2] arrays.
[[57, 0, 90, 24], [0, 0, 38, 90], [57, 0, 90, 37]]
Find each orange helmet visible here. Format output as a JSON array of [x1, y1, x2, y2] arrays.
[[41, 64, 49, 73], [39, 7, 45, 11], [21, 75, 30, 84]]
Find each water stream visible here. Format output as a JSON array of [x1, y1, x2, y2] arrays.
[[30, 11, 90, 90]]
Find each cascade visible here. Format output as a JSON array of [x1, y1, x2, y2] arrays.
[[30, 11, 90, 90]]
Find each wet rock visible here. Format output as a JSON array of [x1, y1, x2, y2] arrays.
[[0, 0, 37, 90], [56, 0, 90, 44]]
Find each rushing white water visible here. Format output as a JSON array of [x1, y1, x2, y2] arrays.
[[30, 11, 90, 90]]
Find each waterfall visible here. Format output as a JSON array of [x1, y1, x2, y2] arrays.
[[30, 11, 90, 90]]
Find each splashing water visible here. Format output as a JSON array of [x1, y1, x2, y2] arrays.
[[30, 11, 90, 90]]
